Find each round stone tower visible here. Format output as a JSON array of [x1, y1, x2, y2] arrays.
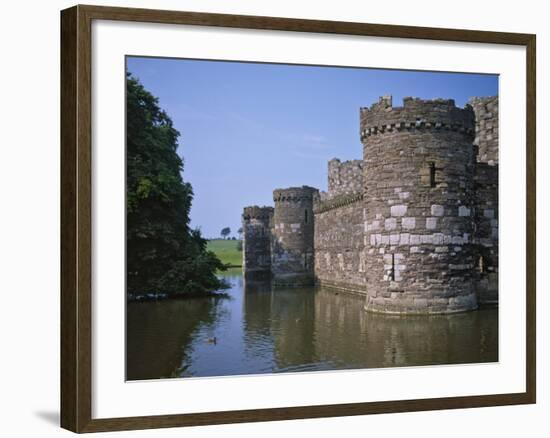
[[271, 186, 318, 287], [242, 206, 273, 281], [361, 96, 477, 314]]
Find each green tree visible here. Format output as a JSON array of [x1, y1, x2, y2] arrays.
[[220, 227, 231, 240], [126, 73, 227, 297]]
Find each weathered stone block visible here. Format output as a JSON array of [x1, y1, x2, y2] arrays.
[[426, 217, 437, 229], [402, 217, 416, 229], [421, 234, 434, 244], [410, 234, 421, 245], [391, 204, 408, 216], [431, 205, 445, 216], [384, 217, 397, 230], [414, 298, 429, 308], [369, 220, 380, 231], [432, 233, 444, 244]]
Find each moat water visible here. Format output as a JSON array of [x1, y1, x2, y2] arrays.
[[126, 270, 498, 380]]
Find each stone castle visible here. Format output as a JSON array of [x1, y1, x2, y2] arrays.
[[242, 96, 498, 314]]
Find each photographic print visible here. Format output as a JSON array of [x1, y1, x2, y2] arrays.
[[125, 57, 499, 381]]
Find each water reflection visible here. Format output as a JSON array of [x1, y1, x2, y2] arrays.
[[126, 272, 498, 380], [126, 296, 223, 380]]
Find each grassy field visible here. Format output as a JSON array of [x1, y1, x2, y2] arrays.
[[207, 239, 242, 267]]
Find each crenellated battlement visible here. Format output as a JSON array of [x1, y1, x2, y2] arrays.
[[242, 206, 273, 222], [314, 192, 364, 214], [273, 186, 319, 204], [360, 96, 475, 140]]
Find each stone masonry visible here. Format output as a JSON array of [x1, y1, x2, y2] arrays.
[[469, 96, 499, 165], [242, 206, 273, 280], [470, 96, 499, 304], [361, 96, 477, 314], [325, 159, 364, 199], [270, 186, 318, 286], [242, 95, 499, 314]]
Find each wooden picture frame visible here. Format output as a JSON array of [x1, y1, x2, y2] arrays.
[[61, 4, 536, 433]]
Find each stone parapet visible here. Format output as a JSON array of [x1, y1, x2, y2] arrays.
[[243, 206, 274, 221], [313, 192, 363, 214], [360, 96, 475, 141]]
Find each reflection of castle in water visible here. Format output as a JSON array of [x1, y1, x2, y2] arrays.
[[242, 279, 317, 371], [242, 279, 498, 371], [243, 96, 499, 314]]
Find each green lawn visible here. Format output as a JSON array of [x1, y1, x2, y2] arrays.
[[207, 239, 242, 267]]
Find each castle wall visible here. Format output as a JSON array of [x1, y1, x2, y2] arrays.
[[361, 97, 478, 314], [474, 164, 498, 304], [470, 96, 499, 165], [242, 206, 273, 280], [313, 194, 366, 294], [241, 94, 498, 314], [327, 159, 364, 199], [271, 186, 318, 286], [470, 96, 499, 304]]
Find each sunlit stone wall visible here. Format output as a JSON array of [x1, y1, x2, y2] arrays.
[[360, 96, 478, 314], [271, 186, 318, 286], [470, 96, 499, 304], [313, 194, 366, 293], [242, 95, 498, 313]]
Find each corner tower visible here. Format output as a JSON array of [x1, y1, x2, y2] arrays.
[[242, 206, 273, 280], [361, 96, 477, 314], [271, 186, 318, 286]]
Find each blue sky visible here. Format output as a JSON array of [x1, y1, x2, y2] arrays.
[[127, 57, 498, 239]]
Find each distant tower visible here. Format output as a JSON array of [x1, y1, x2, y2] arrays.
[[242, 206, 273, 281], [361, 96, 477, 314], [271, 186, 318, 286]]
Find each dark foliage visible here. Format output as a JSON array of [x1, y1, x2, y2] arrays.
[[126, 73, 227, 297]]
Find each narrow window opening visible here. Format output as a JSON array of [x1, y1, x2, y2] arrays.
[[390, 253, 395, 281], [304, 209, 308, 224], [429, 161, 436, 187]]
